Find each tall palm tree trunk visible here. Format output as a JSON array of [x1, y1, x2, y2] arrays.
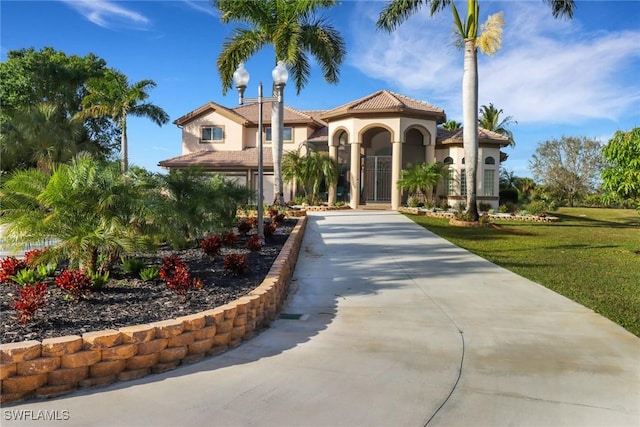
[[463, 39, 480, 221], [121, 119, 128, 173]]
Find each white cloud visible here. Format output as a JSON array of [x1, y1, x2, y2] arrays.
[[180, 0, 219, 17], [59, 0, 150, 30], [349, 1, 640, 125]]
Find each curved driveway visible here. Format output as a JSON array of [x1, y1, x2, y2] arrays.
[[4, 211, 639, 426]]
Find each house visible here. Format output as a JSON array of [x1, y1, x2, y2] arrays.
[[159, 90, 511, 210]]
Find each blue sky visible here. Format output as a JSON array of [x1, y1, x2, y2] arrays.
[[2, 0, 639, 177]]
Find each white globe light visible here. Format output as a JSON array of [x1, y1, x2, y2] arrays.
[[233, 62, 250, 88], [272, 60, 288, 85]]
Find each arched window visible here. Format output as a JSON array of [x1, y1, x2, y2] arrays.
[[443, 156, 454, 165], [484, 156, 496, 196], [461, 157, 465, 165]]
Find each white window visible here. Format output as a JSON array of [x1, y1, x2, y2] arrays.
[[484, 169, 495, 196], [201, 126, 223, 142], [460, 169, 467, 195], [443, 168, 456, 196], [265, 127, 293, 142]]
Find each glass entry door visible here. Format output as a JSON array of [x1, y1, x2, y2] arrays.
[[364, 156, 392, 202]]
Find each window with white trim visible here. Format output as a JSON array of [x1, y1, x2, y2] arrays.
[[265, 127, 293, 143], [484, 169, 496, 196], [460, 169, 467, 195], [201, 126, 223, 142], [442, 157, 455, 195]]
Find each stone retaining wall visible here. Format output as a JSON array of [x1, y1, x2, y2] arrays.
[[0, 216, 307, 404], [398, 207, 560, 222]]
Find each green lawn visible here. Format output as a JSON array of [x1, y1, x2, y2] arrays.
[[405, 207, 640, 337]]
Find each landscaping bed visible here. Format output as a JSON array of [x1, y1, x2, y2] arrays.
[[0, 219, 296, 344]]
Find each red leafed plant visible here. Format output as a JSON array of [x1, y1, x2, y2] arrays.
[[263, 221, 277, 238], [246, 235, 262, 252], [159, 255, 201, 297], [237, 218, 254, 235], [23, 249, 45, 267], [200, 236, 222, 257], [54, 269, 92, 301], [223, 254, 249, 276], [0, 256, 28, 284], [268, 208, 285, 225], [11, 283, 48, 323], [221, 231, 239, 246]]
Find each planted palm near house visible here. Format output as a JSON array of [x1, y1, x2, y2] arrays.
[[0, 154, 156, 273]]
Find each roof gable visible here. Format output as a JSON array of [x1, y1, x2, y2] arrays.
[[173, 102, 248, 126], [320, 90, 445, 122], [436, 127, 511, 147]]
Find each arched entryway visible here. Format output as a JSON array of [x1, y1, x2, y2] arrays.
[[361, 126, 393, 204]]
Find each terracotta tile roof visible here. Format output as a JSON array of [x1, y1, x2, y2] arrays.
[[232, 104, 324, 127], [436, 127, 511, 146], [321, 90, 445, 122], [307, 126, 328, 143], [158, 148, 274, 170]]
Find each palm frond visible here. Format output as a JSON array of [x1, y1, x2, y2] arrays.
[[477, 12, 504, 56]]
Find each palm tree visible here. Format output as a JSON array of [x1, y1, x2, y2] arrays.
[[378, 0, 574, 220], [479, 103, 517, 146], [397, 162, 447, 203], [282, 149, 307, 198], [0, 154, 155, 273], [214, 0, 346, 206], [75, 69, 169, 172], [442, 120, 462, 130], [282, 148, 337, 204], [0, 103, 85, 172]]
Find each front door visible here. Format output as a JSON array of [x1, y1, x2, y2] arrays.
[[364, 156, 392, 203]]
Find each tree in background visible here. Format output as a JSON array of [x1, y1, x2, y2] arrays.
[[442, 120, 462, 130], [478, 103, 516, 146], [76, 69, 169, 172], [529, 136, 603, 207], [601, 127, 640, 213], [0, 103, 90, 172], [378, 0, 574, 221], [214, 0, 346, 206], [0, 47, 119, 172]]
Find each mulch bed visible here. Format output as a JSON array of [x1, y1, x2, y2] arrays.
[[0, 219, 296, 344]]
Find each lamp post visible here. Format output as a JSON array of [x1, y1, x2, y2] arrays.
[[233, 61, 288, 243]]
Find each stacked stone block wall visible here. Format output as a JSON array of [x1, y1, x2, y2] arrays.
[[0, 216, 307, 404]]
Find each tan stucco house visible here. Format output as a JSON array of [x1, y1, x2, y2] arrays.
[[159, 90, 510, 210]]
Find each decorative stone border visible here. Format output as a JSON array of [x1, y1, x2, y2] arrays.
[[398, 207, 560, 222], [0, 216, 308, 404]]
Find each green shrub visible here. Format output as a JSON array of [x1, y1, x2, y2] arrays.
[[407, 197, 420, 208], [89, 271, 110, 290], [10, 268, 44, 286], [120, 257, 146, 276], [525, 200, 556, 216], [139, 266, 160, 281], [478, 202, 492, 212]]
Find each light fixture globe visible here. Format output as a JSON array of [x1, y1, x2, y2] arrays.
[[272, 60, 288, 86], [233, 62, 250, 89]]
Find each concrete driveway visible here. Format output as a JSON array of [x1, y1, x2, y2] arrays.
[[3, 210, 639, 427]]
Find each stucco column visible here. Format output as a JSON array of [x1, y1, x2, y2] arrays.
[[426, 140, 435, 164], [328, 144, 338, 205], [349, 141, 361, 209], [391, 140, 402, 210]]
